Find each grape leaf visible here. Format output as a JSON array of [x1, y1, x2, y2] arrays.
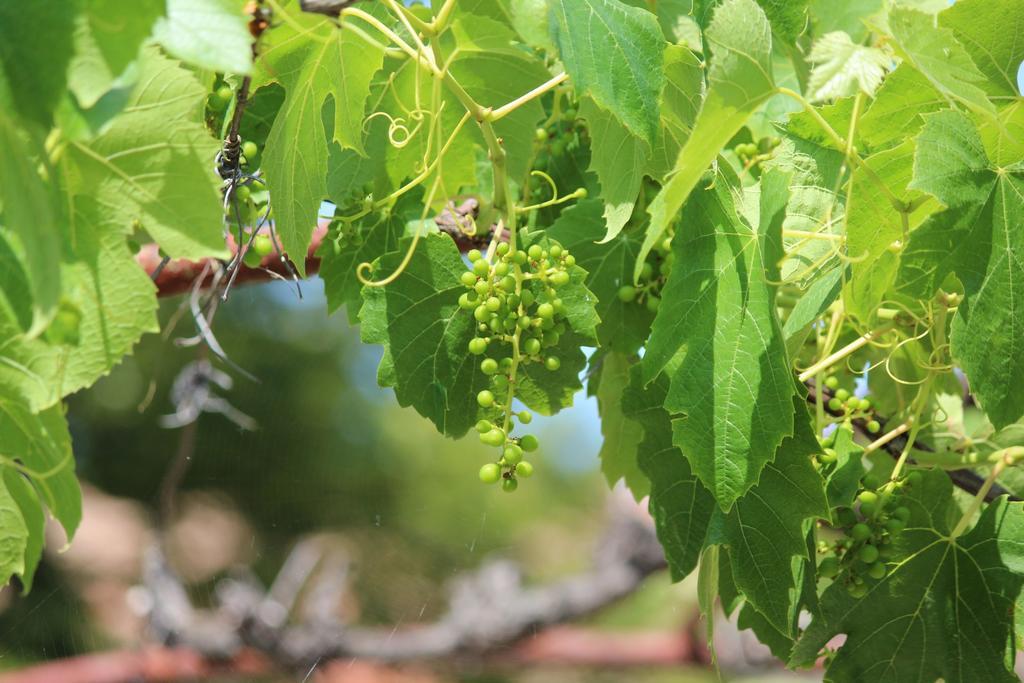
[[548, 0, 665, 145], [154, 0, 252, 75], [886, 7, 995, 118], [793, 474, 1024, 682], [578, 98, 648, 243], [824, 425, 866, 512], [2, 470, 43, 593], [898, 110, 1024, 428], [940, 0, 1024, 102], [259, 7, 385, 272], [594, 352, 648, 500], [544, 199, 654, 353], [0, 107, 62, 336], [359, 232, 489, 437], [639, 0, 775, 278], [624, 364, 714, 580], [644, 169, 796, 510], [0, 472, 27, 589], [69, 0, 164, 108], [64, 46, 225, 260], [646, 44, 703, 181], [806, 31, 890, 103], [782, 265, 842, 342], [0, 2, 76, 125], [859, 64, 945, 151], [713, 401, 828, 634]]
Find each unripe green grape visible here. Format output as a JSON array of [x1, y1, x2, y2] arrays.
[[818, 556, 840, 579], [481, 358, 499, 375], [540, 317, 555, 330], [866, 420, 881, 434], [835, 388, 850, 401], [474, 305, 490, 322], [500, 357, 514, 371], [468, 338, 487, 355], [519, 434, 539, 452], [893, 506, 911, 523], [485, 296, 501, 312], [885, 518, 905, 533], [858, 490, 879, 507], [857, 544, 879, 564], [459, 293, 476, 310], [535, 127, 547, 142], [847, 582, 869, 598], [499, 276, 516, 291], [512, 250, 528, 265], [867, 561, 887, 580], [527, 244, 543, 260], [461, 271, 477, 287], [537, 303, 555, 319], [646, 295, 661, 312], [850, 523, 872, 541], [550, 245, 563, 258], [617, 285, 637, 302], [477, 390, 495, 408], [545, 356, 561, 371], [502, 477, 519, 493], [564, 254, 576, 267], [518, 410, 532, 424], [828, 397, 843, 411], [542, 330, 559, 346], [468, 249, 482, 262], [476, 420, 494, 435], [495, 262, 510, 277], [550, 270, 570, 287], [825, 376, 839, 389], [521, 290, 535, 307], [234, 184, 251, 202], [503, 444, 523, 465], [523, 338, 542, 356], [858, 397, 872, 411], [481, 428, 505, 446], [862, 472, 883, 490], [479, 463, 501, 484], [515, 461, 534, 478], [242, 140, 259, 161], [473, 259, 490, 277], [640, 262, 654, 280], [497, 242, 510, 256], [252, 234, 274, 257], [492, 375, 509, 392], [517, 316, 532, 329]]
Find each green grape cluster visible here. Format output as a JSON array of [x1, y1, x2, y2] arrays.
[[823, 375, 881, 433], [617, 230, 674, 312], [818, 467, 922, 596], [459, 240, 576, 490], [733, 135, 781, 168]]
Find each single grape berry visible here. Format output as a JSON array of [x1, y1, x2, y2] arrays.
[[523, 338, 542, 356], [481, 428, 505, 446], [857, 544, 879, 564], [503, 444, 523, 465], [835, 388, 851, 401], [480, 358, 499, 375], [828, 397, 843, 411], [550, 270, 570, 287], [866, 419, 881, 433], [242, 140, 259, 160], [518, 410, 532, 424], [473, 259, 490, 277], [527, 244, 543, 260], [545, 356, 561, 371], [858, 398, 872, 411], [476, 420, 492, 433], [818, 447, 837, 464], [892, 506, 911, 523], [477, 390, 495, 408], [461, 271, 477, 287], [537, 303, 555, 319], [884, 518, 906, 533], [847, 582, 868, 598], [618, 285, 637, 302], [468, 338, 487, 355], [850, 523, 872, 541], [515, 461, 534, 478], [867, 561, 887, 580], [818, 556, 840, 579], [252, 234, 274, 257], [501, 478, 519, 493], [825, 376, 839, 389], [646, 295, 661, 312], [519, 434, 539, 452], [535, 127, 547, 142], [479, 463, 501, 484], [858, 490, 879, 507]]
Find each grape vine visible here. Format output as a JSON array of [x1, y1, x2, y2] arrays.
[[1, 0, 1024, 680]]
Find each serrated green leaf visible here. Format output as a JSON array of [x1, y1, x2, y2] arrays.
[[69, 0, 164, 108], [2, 470, 43, 593], [625, 364, 714, 579], [716, 402, 828, 634], [64, 46, 225, 260], [842, 140, 935, 319], [644, 169, 796, 509], [898, 110, 1024, 427], [940, 0, 1024, 102], [259, 7, 385, 272], [359, 231, 489, 437], [886, 7, 995, 118], [806, 31, 890, 103], [595, 353, 648, 500], [154, 0, 252, 74], [793, 476, 1024, 682], [549, 0, 665, 145], [0, 111, 62, 336], [0, 2, 76, 125], [859, 64, 945, 151], [639, 0, 775, 277], [737, 601, 795, 659], [544, 199, 654, 352], [0, 471, 27, 588], [646, 44, 703, 180]]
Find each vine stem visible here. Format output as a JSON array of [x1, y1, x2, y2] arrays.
[[864, 420, 910, 455], [489, 73, 570, 122], [949, 447, 1024, 540], [797, 322, 894, 382]]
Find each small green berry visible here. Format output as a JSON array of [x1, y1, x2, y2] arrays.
[[618, 285, 637, 302], [467, 249, 483, 262], [835, 388, 851, 401], [481, 358, 499, 375], [461, 271, 478, 287], [867, 561, 887, 580], [818, 556, 840, 579], [242, 140, 259, 160], [893, 506, 911, 523], [515, 461, 534, 478], [857, 544, 879, 564], [549, 270, 570, 287], [850, 523, 872, 541], [502, 478, 519, 493], [828, 397, 843, 411], [481, 428, 505, 446], [527, 244, 543, 260], [518, 410, 533, 424], [825, 376, 839, 389], [523, 338, 542, 356], [646, 295, 661, 312], [537, 303, 555, 319], [503, 444, 523, 465], [545, 356, 561, 371], [473, 259, 490, 277], [468, 338, 488, 355], [475, 420, 492, 433], [477, 390, 495, 408], [858, 490, 879, 507], [866, 420, 881, 433], [519, 434, 539, 452]]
